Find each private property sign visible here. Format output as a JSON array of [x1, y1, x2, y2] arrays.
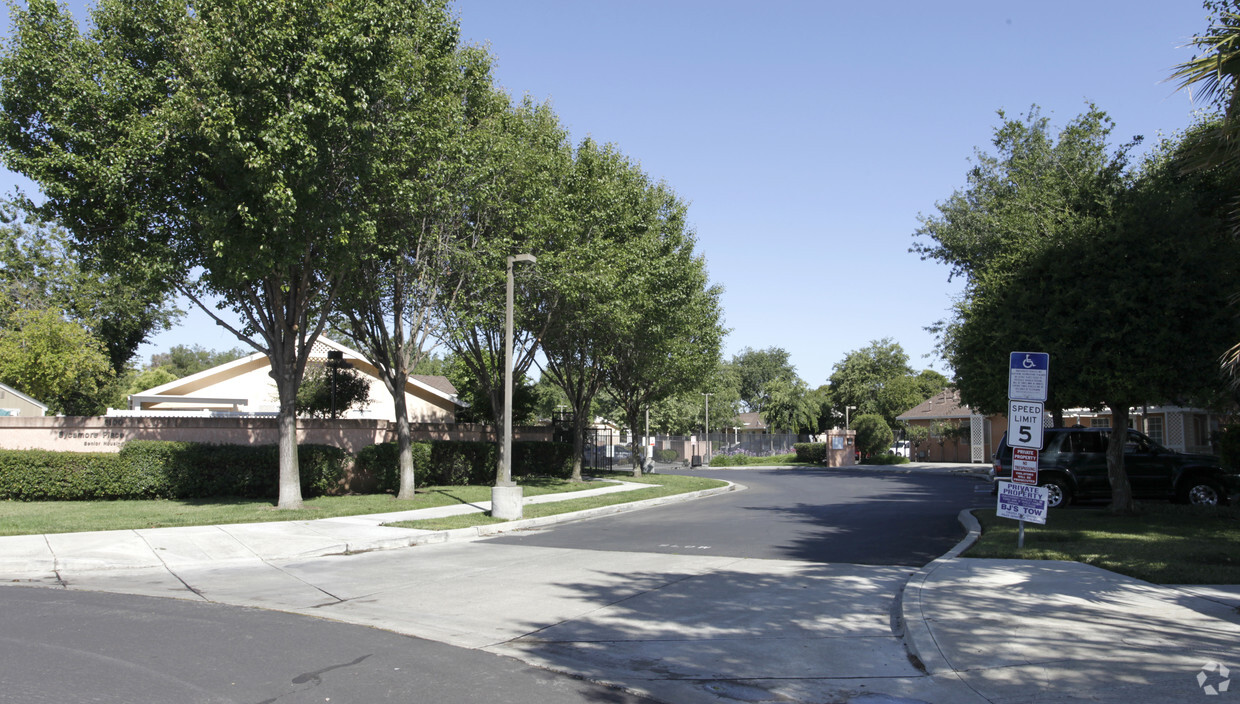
[[1011, 448, 1039, 485], [997, 481, 1048, 524]]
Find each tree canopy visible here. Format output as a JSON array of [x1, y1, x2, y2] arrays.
[[825, 338, 945, 432], [915, 105, 1240, 512], [0, 0, 469, 508]]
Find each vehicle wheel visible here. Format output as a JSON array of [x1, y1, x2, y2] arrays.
[[1179, 477, 1227, 506], [1041, 478, 1072, 508]]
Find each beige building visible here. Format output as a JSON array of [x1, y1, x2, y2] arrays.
[[0, 382, 48, 417], [117, 336, 462, 422], [898, 388, 1223, 463], [897, 389, 994, 463]]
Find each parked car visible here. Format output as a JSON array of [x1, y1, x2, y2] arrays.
[[990, 427, 1237, 508], [889, 440, 911, 458]]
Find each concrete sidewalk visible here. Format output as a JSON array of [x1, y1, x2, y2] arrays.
[[2, 477, 1238, 703], [0, 478, 736, 575], [902, 510, 1240, 703]]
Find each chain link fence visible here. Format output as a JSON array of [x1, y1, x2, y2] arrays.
[[580, 432, 803, 472]]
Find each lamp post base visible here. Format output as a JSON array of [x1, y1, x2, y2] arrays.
[[491, 485, 523, 520]]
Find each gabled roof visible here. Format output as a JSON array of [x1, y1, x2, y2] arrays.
[[0, 381, 48, 413], [735, 412, 767, 430], [133, 336, 462, 409], [896, 388, 976, 422]]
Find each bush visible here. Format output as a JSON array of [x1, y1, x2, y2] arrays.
[[852, 414, 894, 457], [0, 450, 131, 500], [794, 443, 827, 464], [0, 442, 347, 501], [1215, 423, 1240, 470], [860, 453, 910, 465], [653, 448, 679, 463], [353, 440, 575, 490]]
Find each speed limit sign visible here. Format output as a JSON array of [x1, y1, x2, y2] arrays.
[[1008, 400, 1044, 450]]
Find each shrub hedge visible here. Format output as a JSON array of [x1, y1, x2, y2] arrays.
[[0, 439, 577, 501], [356, 440, 576, 491], [653, 448, 679, 463], [1, 442, 346, 501], [793, 443, 827, 464]]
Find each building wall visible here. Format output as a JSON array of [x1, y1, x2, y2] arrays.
[[0, 416, 552, 454], [904, 415, 1004, 463], [136, 357, 455, 423], [0, 386, 46, 417]]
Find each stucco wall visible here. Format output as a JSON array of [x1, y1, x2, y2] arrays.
[[0, 417, 552, 454]]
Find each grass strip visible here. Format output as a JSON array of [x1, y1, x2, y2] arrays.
[[385, 472, 728, 531], [0, 476, 607, 536], [966, 503, 1240, 584]]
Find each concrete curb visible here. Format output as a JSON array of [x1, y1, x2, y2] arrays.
[[899, 508, 981, 677], [400, 481, 744, 548]]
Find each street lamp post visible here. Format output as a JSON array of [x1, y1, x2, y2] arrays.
[[493, 253, 536, 520], [702, 392, 713, 462]]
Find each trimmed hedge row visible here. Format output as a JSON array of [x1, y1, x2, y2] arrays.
[[0, 442, 348, 501], [793, 443, 827, 464], [653, 448, 679, 463], [354, 440, 576, 492], [0, 439, 578, 501]]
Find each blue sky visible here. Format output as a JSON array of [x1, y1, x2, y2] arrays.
[[0, 1, 1214, 387]]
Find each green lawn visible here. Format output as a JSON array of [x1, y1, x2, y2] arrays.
[[386, 472, 727, 530], [966, 504, 1240, 584], [0, 476, 613, 536]]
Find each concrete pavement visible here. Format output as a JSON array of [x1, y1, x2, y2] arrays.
[[1, 469, 1238, 703]]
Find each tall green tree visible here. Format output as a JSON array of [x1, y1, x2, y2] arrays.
[[0, 202, 179, 383], [433, 97, 573, 482], [760, 375, 817, 434], [0, 0, 462, 508], [604, 183, 725, 475], [728, 347, 797, 414], [334, 37, 499, 499], [538, 139, 657, 481], [146, 345, 247, 379], [916, 107, 1239, 513], [914, 107, 1133, 420], [1170, 1, 1240, 383], [826, 338, 915, 426], [0, 307, 113, 414]]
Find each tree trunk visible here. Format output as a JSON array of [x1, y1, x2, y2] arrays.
[[274, 370, 303, 510], [393, 390, 416, 500], [570, 415, 586, 482], [1106, 403, 1135, 514], [626, 409, 643, 477]]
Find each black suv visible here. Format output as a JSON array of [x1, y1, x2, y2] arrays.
[[991, 427, 1237, 508]]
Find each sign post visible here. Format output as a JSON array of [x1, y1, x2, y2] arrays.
[[1004, 351, 1050, 547]]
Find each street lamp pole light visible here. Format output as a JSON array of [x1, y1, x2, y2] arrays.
[[493, 253, 536, 520], [702, 392, 713, 463]]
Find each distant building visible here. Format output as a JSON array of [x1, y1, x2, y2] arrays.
[[115, 336, 463, 422], [898, 388, 1223, 462], [897, 388, 993, 463], [0, 382, 48, 417]]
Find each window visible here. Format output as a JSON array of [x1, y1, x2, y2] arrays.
[[1192, 414, 1210, 447], [1090, 417, 1110, 428], [1146, 416, 1164, 444], [1064, 431, 1106, 454]]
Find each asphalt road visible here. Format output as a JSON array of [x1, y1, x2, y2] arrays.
[[0, 468, 992, 704], [487, 468, 993, 566], [0, 586, 658, 704]]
